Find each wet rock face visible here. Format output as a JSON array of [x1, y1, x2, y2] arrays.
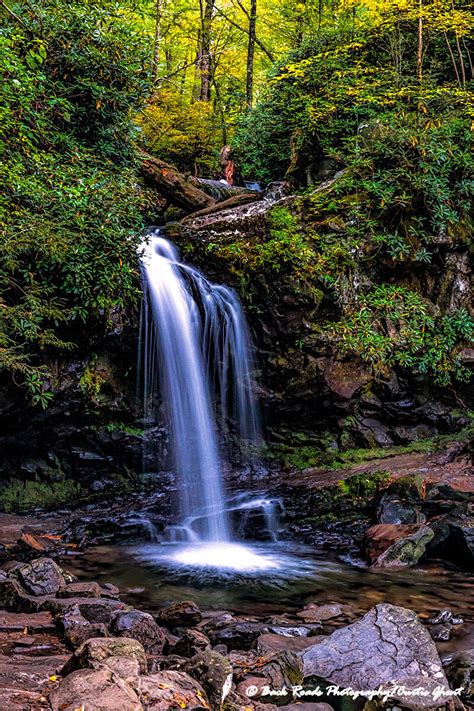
[[58, 605, 110, 649], [302, 603, 449, 699]]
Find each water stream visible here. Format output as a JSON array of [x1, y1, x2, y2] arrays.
[[139, 232, 276, 571]]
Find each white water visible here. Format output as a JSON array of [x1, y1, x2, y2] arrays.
[[139, 232, 270, 570]]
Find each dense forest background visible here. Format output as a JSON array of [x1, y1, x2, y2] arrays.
[[0, 0, 472, 413]]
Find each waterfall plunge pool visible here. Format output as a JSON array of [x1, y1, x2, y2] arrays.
[[66, 539, 474, 647]]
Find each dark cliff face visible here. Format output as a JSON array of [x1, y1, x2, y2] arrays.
[[172, 195, 473, 451], [0, 194, 472, 508]]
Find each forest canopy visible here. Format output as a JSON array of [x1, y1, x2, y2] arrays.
[[0, 0, 472, 400]]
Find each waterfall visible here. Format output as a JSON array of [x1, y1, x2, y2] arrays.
[[139, 231, 260, 544]]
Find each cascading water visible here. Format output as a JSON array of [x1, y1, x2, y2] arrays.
[[139, 230, 281, 571]]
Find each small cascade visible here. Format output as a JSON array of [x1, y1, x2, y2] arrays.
[[193, 178, 260, 202], [139, 231, 261, 550]]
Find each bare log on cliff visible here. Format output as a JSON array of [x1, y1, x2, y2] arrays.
[[180, 192, 261, 222], [140, 151, 216, 212]]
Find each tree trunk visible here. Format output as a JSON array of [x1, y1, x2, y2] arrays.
[[140, 151, 216, 212], [417, 0, 423, 83], [152, 0, 164, 84], [199, 0, 215, 101], [246, 0, 257, 108]]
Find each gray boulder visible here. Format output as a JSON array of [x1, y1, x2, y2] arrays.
[[17, 557, 65, 596], [301, 603, 449, 710]]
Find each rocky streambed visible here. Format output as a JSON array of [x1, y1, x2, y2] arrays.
[[0, 441, 472, 710]]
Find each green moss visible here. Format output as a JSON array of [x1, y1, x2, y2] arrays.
[[272, 422, 474, 471], [338, 470, 391, 498], [0, 479, 82, 513]]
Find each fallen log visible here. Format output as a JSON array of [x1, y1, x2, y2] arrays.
[[139, 151, 216, 213], [180, 192, 261, 223]]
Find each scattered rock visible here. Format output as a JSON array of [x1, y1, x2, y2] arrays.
[[280, 705, 334, 711], [137, 669, 210, 710], [61, 637, 148, 676], [302, 604, 449, 703], [257, 633, 322, 655], [365, 523, 434, 567], [156, 600, 202, 629], [296, 604, 343, 624], [445, 648, 474, 704], [49, 667, 143, 711], [449, 518, 474, 566], [16, 558, 65, 596], [429, 624, 452, 642], [57, 605, 109, 649], [377, 492, 424, 524], [180, 649, 233, 708], [57, 582, 102, 598], [0, 610, 55, 634], [101, 583, 120, 599], [207, 621, 270, 650], [44, 596, 126, 624], [0, 576, 25, 611], [170, 628, 211, 657], [111, 609, 166, 654]]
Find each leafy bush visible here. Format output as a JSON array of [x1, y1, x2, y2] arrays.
[[332, 286, 473, 385], [138, 88, 223, 174], [0, 0, 152, 397]]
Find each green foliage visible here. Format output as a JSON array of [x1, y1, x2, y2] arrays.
[[338, 470, 391, 498], [0, 0, 152, 397], [206, 206, 354, 300], [139, 88, 222, 174], [332, 286, 473, 385]]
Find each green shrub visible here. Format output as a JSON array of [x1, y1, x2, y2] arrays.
[[0, 0, 152, 399]]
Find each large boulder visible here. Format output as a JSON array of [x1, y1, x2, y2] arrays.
[[156, 600, 202, 629], [137, 670, 210, 710], [16, 558, 65, 596], [49, 667, 143, 711], [61, 637, 147, 676], [111, 609, 166, 654], [365, 523, 434, 567], [301, 604, 450, 710]]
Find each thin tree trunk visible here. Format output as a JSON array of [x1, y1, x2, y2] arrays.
[[417, 0, 423, 83], [444, 30, 461, 87], [451, 0, 466, 87], [199, 0, 215, 101], [152, 0, 164, 84], [454, 33, 466, 86], [246, 0, 257, 108], [461, 38, 473, 78]]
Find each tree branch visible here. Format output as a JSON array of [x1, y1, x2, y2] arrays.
[[214, 6, 274, 63]]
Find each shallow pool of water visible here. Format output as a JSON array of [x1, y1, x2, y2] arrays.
[[64, 539, 474, 658]]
